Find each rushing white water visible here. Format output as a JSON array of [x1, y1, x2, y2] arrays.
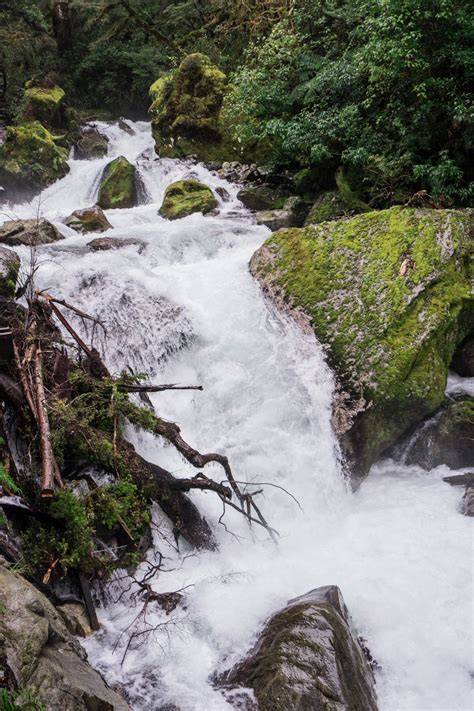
[[2, 121, 472, 711]]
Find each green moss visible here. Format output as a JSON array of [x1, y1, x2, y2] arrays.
[[0, 121, 69, 190], [252, 206, 473, 477], [304, 191, 352, 225], [159, 179, 217, 220], [97, 156, 137, 209], [149, 53, 237, 161], [335, 167, 370, 213]]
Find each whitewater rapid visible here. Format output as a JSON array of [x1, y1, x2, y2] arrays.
[[1, 121, 472, 711]]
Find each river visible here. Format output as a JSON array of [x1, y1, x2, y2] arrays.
[[1, 120, 472, 711]]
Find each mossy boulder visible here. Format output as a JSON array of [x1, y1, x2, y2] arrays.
[[24, 82, 65, 127], [0, 219, 64, 246], [0, 247, 20, 297], [401, 396, 474, 470], [97, 156, 137, 209], [149, 53, 236, 162], [0, 121, 69, 192], [64, 205, 112, 233], [159, 179, 217, 220], [250, 207, 473, 485], [305, 190, 357, 225], [222, 586, 377, 710]]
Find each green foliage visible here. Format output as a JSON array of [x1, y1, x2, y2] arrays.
[[225, 0, 474, 205], [0, 688, 45, 711]]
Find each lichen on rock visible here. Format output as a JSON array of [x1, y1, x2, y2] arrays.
[[97, 156, 137, 210], [250, 206, 473, 484], [159, 179, 217, 220], [64, 205, 112, 233], [149, 53, 235, 161], [0, 218, 64, 247], [0, 121, 70, 192]]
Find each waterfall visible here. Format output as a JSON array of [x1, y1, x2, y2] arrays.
[[1, 121, 471, 711]]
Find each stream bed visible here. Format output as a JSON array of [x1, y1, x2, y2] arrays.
[[1, 120, 472, 711]]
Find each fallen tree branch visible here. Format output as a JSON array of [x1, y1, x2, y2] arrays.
[[32, 343, 57, 497]]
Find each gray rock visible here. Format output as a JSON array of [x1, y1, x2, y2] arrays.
[[238, 185, 281, 212], [87, 237, 144, 252], [0, 219, 64, 247], [0, 246, 20, 297], [400, 396, 473, 470], [462, 486, 474, 516], [65, 205, 112, 234], [74, 127, 108, 160], [221, 585, 378, 711], [256, 208, 292, 231], [0, 565, 132, 710]]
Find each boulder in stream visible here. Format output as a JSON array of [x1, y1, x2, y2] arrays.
[[0, 247, 20, 297], [87, 236, 144, 251], [400, 395, 474, 470], [0, 218, 64, 246], [0, 121, 69, 192], [250, 206, 473, 486], [0, 565, 132, 710], [65, 205, 112, 233], [24, 81, 66, 128], [74, 126, 109, 159], [221, 585, 378, 710], [159, 179, 217, 220], [97, 156, 137, 210]]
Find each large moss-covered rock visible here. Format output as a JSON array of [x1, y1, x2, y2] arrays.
[[222, 586, 378, 710], [0, 121, 69, 192], [149, 53, 236, 161], [401, 396, 474, 470], [0, 219, 64, 246], [159, 179, 217, 220], [64, 205, 112, 233], [97, 156, 137, 209], [0, 565, 132, 710], [0, 247, 20, 297], [24, 82, 65, 127], [250, 207, 473, 485]]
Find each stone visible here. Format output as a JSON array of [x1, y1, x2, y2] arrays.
[[450, 335, 474, 377], [149, 54, 237, 162], [64, 205, 112, 233], [256, 209, 292, 231], [97, 156, 137, 210], [0, 247, 20, 297], [461, 486, 474, 516], [0, 121, 69, 192], [305, 190, 356, 225], [238, 185, 282, 212], [159, 179, 217, 220], [74, 126, 108, 160], [87, 237, 144, 252], [118, 118, 135, 135], [221, 585, 378, 711], [58, 603, 93, 637], [0, 219, 64, 247], [24, 82, 66, 127], [0, 565, 132, 710], [250, 207, 473, 486], [401, 396, 474, 470]]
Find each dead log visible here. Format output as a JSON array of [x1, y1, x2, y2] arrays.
[[32, 344, 56, 497]]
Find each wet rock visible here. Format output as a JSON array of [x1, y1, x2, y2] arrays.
[[256, 208, 292, 231], [65, 205, 112, 233], [256, 197, 308, 231], [0, 247, 20, 297], [118, 118, 135, 135], [0, 565, 132, 710], [159, 179, 217, 220], [74, 126, 108, 159], [58, 602, 93, 637], [237, 185, 281, 212], [443, 472, 474, 487], [250, 207, 473, 486], [221, 585, 378, 711], [0, 121, 69, 192], [149, 53, 237, 162], [0, 218, 64, 246], [461, 486, 474, 516], [219, 162, 260, 183], [401, 396, 474, 470], [450, 335, 474, 377], [97, 156, 137, 209], [87, 237, 144, 252], [215, 186, 230, 201]]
